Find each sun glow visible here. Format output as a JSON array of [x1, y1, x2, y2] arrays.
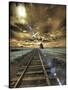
[[17, 5, 27, 18]]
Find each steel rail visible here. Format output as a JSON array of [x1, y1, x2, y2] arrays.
[[38, 49, 51, 85], [14, 50, 35, 88]]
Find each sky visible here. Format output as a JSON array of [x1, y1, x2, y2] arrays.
[[9, 2, 66, 48]]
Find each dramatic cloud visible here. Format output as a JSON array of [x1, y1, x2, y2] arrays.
[[9, 2, 66, 47]]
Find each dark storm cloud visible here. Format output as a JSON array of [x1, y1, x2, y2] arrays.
[[10, 2, 66, 42], [10, 24, 20, 32]]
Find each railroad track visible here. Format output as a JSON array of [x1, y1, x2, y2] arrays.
[[9, 48, 64, 88]]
